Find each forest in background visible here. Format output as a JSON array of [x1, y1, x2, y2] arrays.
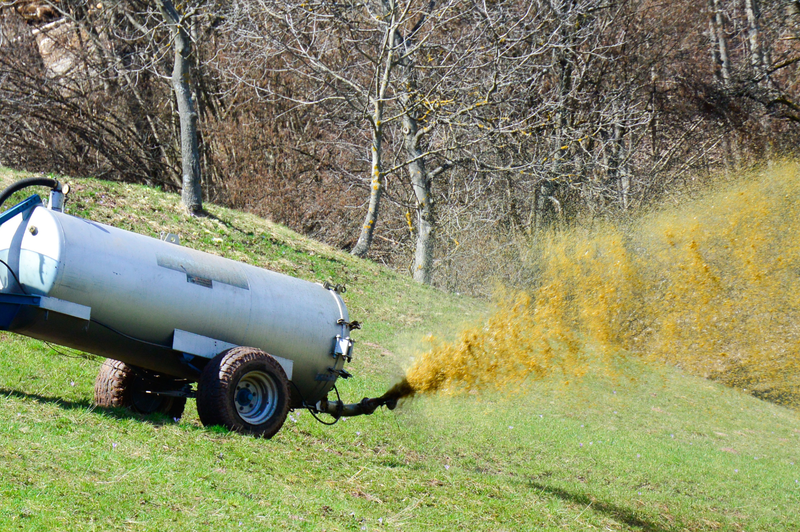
[[0, 0, 798, 294]]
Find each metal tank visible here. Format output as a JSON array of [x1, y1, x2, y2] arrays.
[[0, 179, 396, 438]]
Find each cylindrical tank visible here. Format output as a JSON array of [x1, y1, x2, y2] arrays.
[[0, 200, 352, 404]]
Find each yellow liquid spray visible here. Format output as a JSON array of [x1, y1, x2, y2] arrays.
[[383, 163, 800, 407]]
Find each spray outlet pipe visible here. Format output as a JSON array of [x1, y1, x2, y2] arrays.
[[314, 393, 399, 419], [313, 377, 416, 419]]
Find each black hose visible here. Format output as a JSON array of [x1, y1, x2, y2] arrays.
[[0, 258, 27, 294], [0, 177, 60, 210]]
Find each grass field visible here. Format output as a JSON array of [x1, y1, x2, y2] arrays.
[[0, 168, 798, 531]]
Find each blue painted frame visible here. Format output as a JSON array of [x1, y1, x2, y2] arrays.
[[0, 195, 43, 227], [0, 293, 41, 330]]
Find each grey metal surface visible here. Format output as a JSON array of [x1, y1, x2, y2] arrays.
[[172, 329, 294, 379], [235, 370, 280, 424], [37, 295, 91, 321], [0, 202, 352, 403]]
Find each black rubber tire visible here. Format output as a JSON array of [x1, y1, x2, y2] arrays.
[[196, 347, 290, 438], [94, 359, 187, 419]]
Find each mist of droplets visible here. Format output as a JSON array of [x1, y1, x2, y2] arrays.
[[387, 163, 800, 407]]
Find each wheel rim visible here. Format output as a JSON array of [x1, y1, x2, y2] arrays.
[[234, 370, 279, 425]]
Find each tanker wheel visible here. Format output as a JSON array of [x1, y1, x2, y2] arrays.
[[94, 359, 187, 419], [196, 347, 290, 438]]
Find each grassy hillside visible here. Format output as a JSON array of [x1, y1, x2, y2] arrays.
[[0, 168, 798, 531]]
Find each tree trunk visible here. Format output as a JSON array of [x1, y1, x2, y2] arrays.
[[351, 109, 384, 258], [711, 0, 732, 86], [160, 0, 202, 214], [608, 101, 629, 209], [709, 0, 736, 168], [351, 8, 398, 258], [394, 13, 437, 284], [708, 4, 723, 84], [744, 0, 774, 161], [539, 1, 574, 229], [401, 92, 434, 284], [744, 0, 765, 75]]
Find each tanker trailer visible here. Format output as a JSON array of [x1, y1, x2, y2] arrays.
[[0, 178, 397, 438]]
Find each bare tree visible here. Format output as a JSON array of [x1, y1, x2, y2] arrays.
[[217, 0, 681, 285], [219, 0, 399, 257], [0, 2, 179, 184], [219, 0, 495, 281], [2, 0, 799, 294]]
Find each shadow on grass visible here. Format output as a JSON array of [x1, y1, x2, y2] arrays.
[[200, 211, 253, 238], [530, 482, 673, 532], [0, 387, 182, 426]]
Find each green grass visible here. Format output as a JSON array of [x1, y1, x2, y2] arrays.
[[1, 168, 799, 531]]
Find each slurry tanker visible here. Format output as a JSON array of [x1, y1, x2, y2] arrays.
[[0, 178, 396, 438]]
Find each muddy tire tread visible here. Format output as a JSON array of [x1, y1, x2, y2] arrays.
[[196, 346, 290, 438], [93, 359, 186, 419]]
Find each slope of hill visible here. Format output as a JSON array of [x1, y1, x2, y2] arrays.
[[0, 168, 798, 531]]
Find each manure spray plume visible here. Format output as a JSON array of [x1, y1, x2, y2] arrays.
[[386, 163, 800, 407]]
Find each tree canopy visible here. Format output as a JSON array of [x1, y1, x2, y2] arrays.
[[0, 0, 798, 290]]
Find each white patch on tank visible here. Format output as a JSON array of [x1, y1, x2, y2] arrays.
[[17, 208, 63, 295]]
